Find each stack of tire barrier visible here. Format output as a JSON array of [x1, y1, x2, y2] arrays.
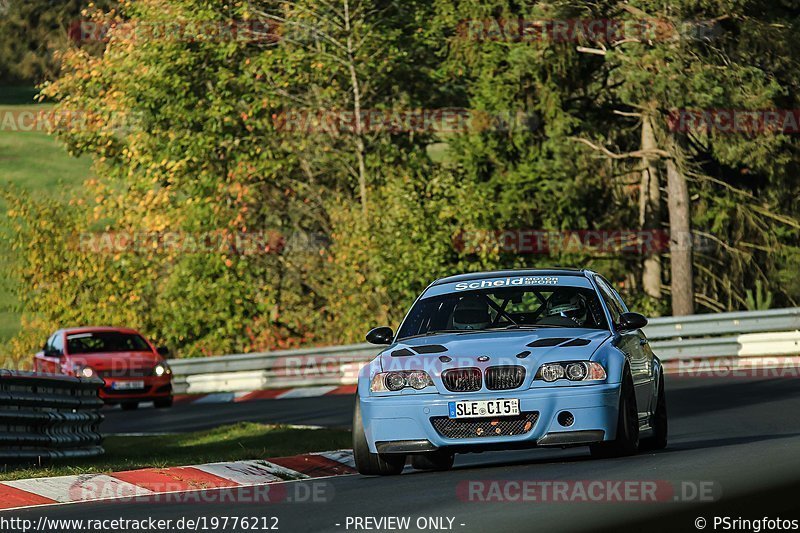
[[0, 370, 105, 463]]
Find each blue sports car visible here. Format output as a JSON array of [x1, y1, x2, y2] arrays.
[[353, 268, 668, 475]]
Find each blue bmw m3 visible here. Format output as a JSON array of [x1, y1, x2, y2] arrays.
[[353, 268, 668, 475]]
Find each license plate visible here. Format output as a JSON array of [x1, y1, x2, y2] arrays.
[[448, 399, 520, 419], [112, 381, 145, 391]]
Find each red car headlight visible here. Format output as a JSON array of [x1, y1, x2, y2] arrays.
[[153, 363, 172, 377], [74, 365, 96, 379]]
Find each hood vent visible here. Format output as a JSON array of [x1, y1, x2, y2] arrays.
[[391, 348, 415, 357], [527, 338, 571, 348], [561, 338, 591, 347], [527, 337, 592, 348], [413, 345, 448, 354]]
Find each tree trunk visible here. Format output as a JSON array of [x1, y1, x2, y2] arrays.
[[343, 0, 368, 217], [639, 115, 662, 299], [665, 143, 694, 316]]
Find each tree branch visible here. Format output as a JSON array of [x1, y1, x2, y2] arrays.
[[569, 137, 670, 159], [576, 46, 606, 56]]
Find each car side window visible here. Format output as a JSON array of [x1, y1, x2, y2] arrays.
[[607, 283, 630, 313], [43, 334, 55, 354], [595, 277, 623, 324], [51, 333, 64, 356], [608, 284, 630, 313]]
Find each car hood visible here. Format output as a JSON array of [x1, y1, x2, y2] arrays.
[[68, 351, 161, 371], [379, 329, 612, 373]]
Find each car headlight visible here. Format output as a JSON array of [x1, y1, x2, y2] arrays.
[[153, 363, 171, 377], [75, 365, 96, 379], [534, 362, 606, 383], [370, 371, 434, 392]]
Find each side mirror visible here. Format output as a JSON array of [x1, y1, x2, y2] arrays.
[[366, 326, 394, 345], [617, 312, 648, 332], [156, 346, 171, 358]]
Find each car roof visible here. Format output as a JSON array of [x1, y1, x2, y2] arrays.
[[430, 268, 593, 287], [59, 326, 143, 335]]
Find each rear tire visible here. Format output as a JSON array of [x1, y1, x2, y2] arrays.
[[590, 369, 639, 458], [154, 396, 174, 409], [120, 401, 139, 411], [353, 394, 406, 475], [640, 373, 668, 451], [411, 451, 454, 471]]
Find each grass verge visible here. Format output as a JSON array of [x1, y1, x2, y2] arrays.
[[0, 95, 93, 343], [0, 422, 352, 482], [0, 105, 92, 192]]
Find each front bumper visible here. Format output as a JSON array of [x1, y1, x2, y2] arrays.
[[360, 383, 620, 454], [98, 376, 173, 402]]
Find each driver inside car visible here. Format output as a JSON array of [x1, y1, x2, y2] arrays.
[[542, 291, 590, 327], [451, 296, 492, 330]]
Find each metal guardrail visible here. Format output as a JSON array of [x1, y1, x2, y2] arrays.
[[652, 331, 800, 360], [644, 308, 800, 340], [169, 344, 375, 394], [170, 308, 800, 394], [0, 371, 105, 462]]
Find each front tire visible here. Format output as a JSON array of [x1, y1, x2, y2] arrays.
[[154, 396, 174, 409], [640, 373, 668, 451], [353, 394, 406, 475], [590, 369, 639, 458]]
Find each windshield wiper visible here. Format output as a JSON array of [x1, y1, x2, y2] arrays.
[[488, 324, 564, 329], [399, 329, 466, 341], [482, 324, 530, 330]]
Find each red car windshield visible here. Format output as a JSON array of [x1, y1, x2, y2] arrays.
[[66, 332, 151, 354]]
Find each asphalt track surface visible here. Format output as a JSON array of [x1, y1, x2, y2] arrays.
[[7, 375, 800, 532], [101, 395, 355, 433]]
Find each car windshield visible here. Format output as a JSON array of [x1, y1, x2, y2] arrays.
[[397, 285, 608, 340], [66, 332, 151, 354]]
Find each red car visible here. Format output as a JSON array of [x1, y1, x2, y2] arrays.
[[34, 327, 173, 410]]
